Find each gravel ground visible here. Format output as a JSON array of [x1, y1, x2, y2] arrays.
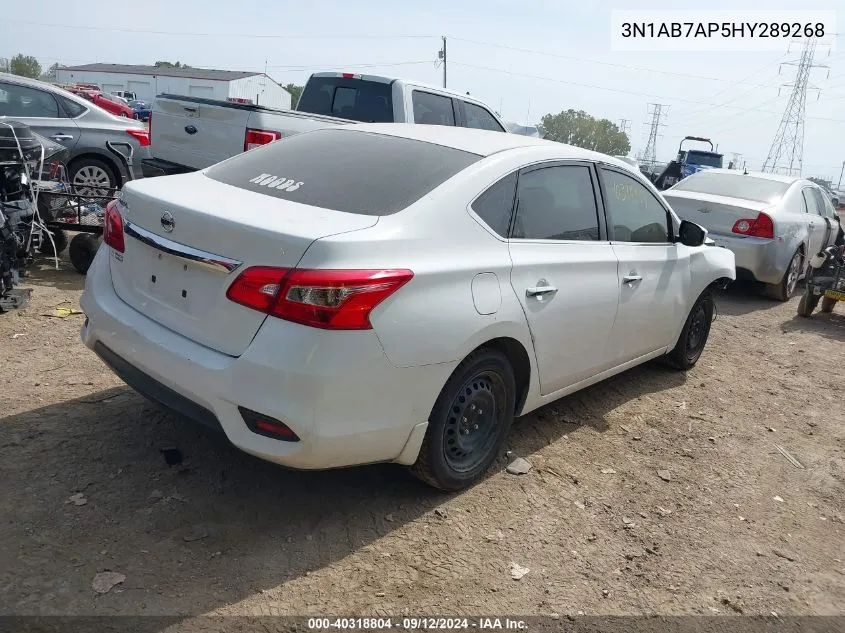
[[0, 254, 843, 620]]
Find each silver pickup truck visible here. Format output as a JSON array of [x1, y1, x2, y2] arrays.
[[144, 72, 513, 175]]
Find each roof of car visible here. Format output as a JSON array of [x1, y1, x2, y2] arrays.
[[691, 168, 805, 184], [346, 123, 633, 166]]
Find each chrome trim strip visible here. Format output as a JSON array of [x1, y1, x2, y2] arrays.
[[124, 221, 242, 273]]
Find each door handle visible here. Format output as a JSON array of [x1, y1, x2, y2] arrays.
[[526, 285, 558, 297], [50, 134, 74, 141], [623, 274, 643, 284]]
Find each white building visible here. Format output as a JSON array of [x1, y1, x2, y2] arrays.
[[56, 63, 291, 109]]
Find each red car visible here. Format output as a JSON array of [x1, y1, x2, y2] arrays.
[[76, 90, 135, 118]]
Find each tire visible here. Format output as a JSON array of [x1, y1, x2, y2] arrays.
[[766, 249, 803, 302], [69, 233, 101, 274], [664, 291, 715, 370], [797, 290, 820, 317], [38, 228, 68, 256], [119, 112, 129, 117], [409, 348, 516, 491], [68, 158, 118, 198], [821, 296, 837, 313]]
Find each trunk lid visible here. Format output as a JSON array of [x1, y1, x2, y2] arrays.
[[109, 173, 378, 356], [663, 190, 771, 236]]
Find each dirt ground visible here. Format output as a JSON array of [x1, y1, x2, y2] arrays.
[[0, 253, 843, 621]]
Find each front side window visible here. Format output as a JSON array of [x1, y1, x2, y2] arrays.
[[0, 82, 61, 118], [412, 91, 455, 126], [512, 165, 600, 241], [601, 168, 670, 243]]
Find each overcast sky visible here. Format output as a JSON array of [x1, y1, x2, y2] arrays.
[[3, 0, 844, 181]]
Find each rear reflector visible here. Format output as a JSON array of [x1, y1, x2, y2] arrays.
[[103, 199, 125, 253], [125, 128, 150, 147], [244, 128, 282, 151], [238, 406, 299, 441], [226, 267, 413, 330], [732, 212, 774, 239]]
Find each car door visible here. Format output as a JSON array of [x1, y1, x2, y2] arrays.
[[810, 187, 839, 249], [0, 80, 80, 151], [506, 161, 620, 395], [802, 187, 828, 256], [599, 166, 686, 365]]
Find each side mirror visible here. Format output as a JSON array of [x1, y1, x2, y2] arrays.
[[678, 219, 707, 247]]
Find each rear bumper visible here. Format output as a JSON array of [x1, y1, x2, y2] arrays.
[[80, 246, 454, 469], [709, 232, 783, 285], [141, 158, 195, 178]]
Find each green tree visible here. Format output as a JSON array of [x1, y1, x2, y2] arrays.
[[284, 83, 304, 108], [539, 109, 630, 156], [41, 63, 65, 81], [9, 54, 41, 79], [154, 61, 189, 69]]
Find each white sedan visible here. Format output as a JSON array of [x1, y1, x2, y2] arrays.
[[80, 124, 735, 490], [663, 169, 842, 301]]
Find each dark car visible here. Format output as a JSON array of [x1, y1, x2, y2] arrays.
[[128, 99, 151, 122]]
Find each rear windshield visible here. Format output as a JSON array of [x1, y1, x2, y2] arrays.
[[297, 77, 394, 123], [671, 171, 790, 204], [685, 151, 722, 168], [204, 128, 480, 215]]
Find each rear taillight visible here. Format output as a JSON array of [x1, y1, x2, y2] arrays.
[[103, 199, 125, 253], [244, 128, 281, 151], [126, 128, 150, 147], [732, 212, 774, 239], [342, 72, 362, 79], [226, 267, 413, 330]]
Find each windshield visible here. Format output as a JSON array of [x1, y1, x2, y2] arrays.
[[297, 77, 394, 123], [204, 128, 480, 215], [671, 172, 790, 203], [685, 151, 723, 168]]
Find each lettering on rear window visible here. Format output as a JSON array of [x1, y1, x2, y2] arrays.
[[248, 173, 303, 192]]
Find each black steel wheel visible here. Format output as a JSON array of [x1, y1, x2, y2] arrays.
[[665, 291, 715, 370], [69, 233, 101, 274], [410, 348, 516, 491]]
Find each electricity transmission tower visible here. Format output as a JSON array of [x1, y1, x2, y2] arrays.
[[642, 104, 668, 167], [762, 38, 827, 175], [618, 118, 632, 136]]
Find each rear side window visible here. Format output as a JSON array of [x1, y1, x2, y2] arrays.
[[472, 172, 517, 236], [463, 102, 505, 132], [296, 77, 393, 123], [205, 129, 480, 216], [802, 188, 824, 216], [412, 91, 455, 126], [58, 95, 86, 118], [0, 82, 61, 118], [512, 165, 600, 241], [601, 168, 670, 243]]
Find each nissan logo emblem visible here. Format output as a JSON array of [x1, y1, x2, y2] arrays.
[[160, 211, 175, 233]]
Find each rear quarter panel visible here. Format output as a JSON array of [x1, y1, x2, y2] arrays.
[[773, 185, 811, 268]]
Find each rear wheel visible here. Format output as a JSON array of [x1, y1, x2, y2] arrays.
[[409, 348, 515, 491], [821, 296, 837, 313], [766, 249, 803, 302], [69, 233, 101, 274], [69, 158, 118, 198], [664, 292, 714, 370], [797, 291, 820, 317]]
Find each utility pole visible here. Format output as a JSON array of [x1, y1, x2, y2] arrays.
[[438, 36, 447, 88], [762, 37, 828, 176], [642, 104, 668, 168], [838, 160, 844, 189]]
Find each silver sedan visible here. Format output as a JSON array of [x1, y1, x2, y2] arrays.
[[0, 73, 150, 194], [663, 169, 842, 300]]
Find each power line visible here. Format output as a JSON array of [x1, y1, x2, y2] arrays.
[[448, 36, 785, 88], [449, 61, 845, 123], [1, 19, 436, 39]]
